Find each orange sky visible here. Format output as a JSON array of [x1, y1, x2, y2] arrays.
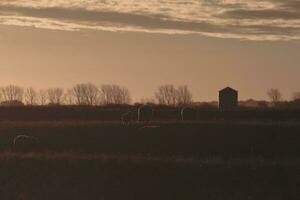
[[0, 0, 300, 102], [0, 25, 299, 102]]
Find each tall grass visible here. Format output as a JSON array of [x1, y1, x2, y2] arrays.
[[0, 120, 300, 157], [0, 120, 299, 199], [0, 152, 298, 200]]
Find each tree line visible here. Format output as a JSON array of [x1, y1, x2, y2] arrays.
[[267, 88, 300, 103], [0, 84, 193, 106], [0, 84, 298, 107]]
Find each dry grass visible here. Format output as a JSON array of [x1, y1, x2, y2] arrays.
[[0, 120, 299, 199], [0, 152, 299, 200]]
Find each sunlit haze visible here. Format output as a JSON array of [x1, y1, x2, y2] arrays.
[[0, 0, 299, 102]]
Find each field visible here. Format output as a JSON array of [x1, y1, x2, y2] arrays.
[[1, 120, 300, 157], [0, 153, 299, 200], [0, 119, 299, 199]]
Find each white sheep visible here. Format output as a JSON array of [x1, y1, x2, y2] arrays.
[[181, 107, 197, 121], [138, 106, 154, 122], [13, 135, 40, 152], [121, 111, 136, 125]]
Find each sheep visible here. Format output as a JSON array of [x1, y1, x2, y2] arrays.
[[121, 111, 136, 125], [181, 107, 197, 121], [138, 106, 154, 123], [13, 135, 40, 153]]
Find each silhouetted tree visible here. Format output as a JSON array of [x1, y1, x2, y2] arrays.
[[116, 86, 131, 104], [64, 89, 75, 105], [38, 90, 48, 105], [0, 100, 24, 106], [155, 84, 193, 106], [0, 85, 24, 102], [100, 84, 131, 105], [292, 92, 300, 101], [24, 87, 37, 105], [72, 83, 100, 105], [176, 85, 193, 105], [155, 84, 177, 106], [46, 88, 64, 105], [267, 88, 282, 103]]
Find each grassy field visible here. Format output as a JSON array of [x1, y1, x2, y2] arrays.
[[0, 120, 299, 199], [0, 120, 300, 157], [0, 153, 299, 200]]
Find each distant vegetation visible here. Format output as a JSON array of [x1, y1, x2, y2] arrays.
[[0, 84, 300, 110], [0, 152, 298, 200], [0, 83, 193, 106]]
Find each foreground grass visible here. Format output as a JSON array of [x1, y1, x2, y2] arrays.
[[0, 120, 299, 199], [0, 153, 299, 200], [1, 120, 300, 157]]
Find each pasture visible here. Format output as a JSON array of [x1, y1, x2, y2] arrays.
[[0, 120, 299, 199], [0, 120, 300, 157], [0, 153, 299, 199]]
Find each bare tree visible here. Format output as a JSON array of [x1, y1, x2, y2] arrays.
[[0, 85, 24, 102], [38, 90, 48, 105], [176, 85, 193, 105], [116, 86, 131, 105], [100, 84, 131, 105], [155, 84, 178, 106], [24, 87, 37, 105], [292, 92, 300, 101], [100, 85, 114, 105], [64, 89, 75, 105], [72, 83, 100, 105], [46, 88, 64, 105], [0, 90, 3, 103], [267, 88, 282, 103]]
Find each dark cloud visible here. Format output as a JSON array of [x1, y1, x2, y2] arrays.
[[229, 24, 300, 36], [0, 0, 300, 40], [221, 9, 300, 20], [0, 5, 227, 33], [279, 1, 300, 11]]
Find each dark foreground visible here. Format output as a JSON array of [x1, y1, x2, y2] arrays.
[[0, 120, 300, 199], [0, 153, 299, 200], [0, 120, 300, 157]]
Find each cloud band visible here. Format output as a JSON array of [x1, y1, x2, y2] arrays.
[[0, 0, 299, 41]]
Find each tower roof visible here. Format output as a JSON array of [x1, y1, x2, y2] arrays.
[[219, 87, 238, 93]]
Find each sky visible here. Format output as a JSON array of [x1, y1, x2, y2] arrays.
[[0, 0, 299, 101]]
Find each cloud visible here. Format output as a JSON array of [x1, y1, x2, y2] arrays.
[[221, 9, 300, 20], [0, 0, 299, 41]]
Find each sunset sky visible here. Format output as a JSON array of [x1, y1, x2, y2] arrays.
[[0, 0, 299, 101]]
